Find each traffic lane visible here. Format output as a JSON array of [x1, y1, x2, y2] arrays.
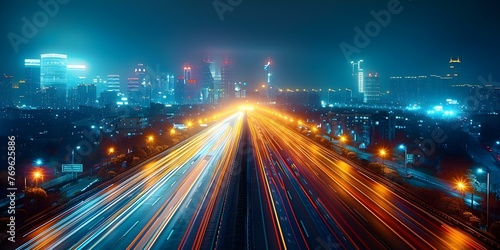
[[254, 123, 349, 249], [266, 114, 488, 249], [252, 113, 420, 248], [128, 121, 241, 249], [248, 138, 282, 250], [252, 116, 393, 249], [248, 125, 288, 250], [16, 115, 241, 249]]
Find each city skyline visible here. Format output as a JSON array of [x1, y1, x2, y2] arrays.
[[1, 0, 499, 90], [2, 1, 500, 248]]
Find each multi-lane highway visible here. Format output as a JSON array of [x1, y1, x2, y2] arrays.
[[248, 109, 490, 249], [9, 107, 495, 249], [15, 112, 243, 250]]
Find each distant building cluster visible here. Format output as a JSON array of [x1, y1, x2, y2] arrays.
[[0, 54, 251, 110], [267, 57, 500, 112]]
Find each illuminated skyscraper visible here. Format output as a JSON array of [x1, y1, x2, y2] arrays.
[[183, 66, 191, 83], [201, 60, 215, 103], [0, 74, 14, 108], [221, 60, 233, 100], [24, 59, 41, 106], [135, 63, 147, 85], [175, 76, 185, 104], [364, 73, 380, 103], [447, 57, 461, 86], [127, 77, 140, 92], [107, 74, 121, 92], [92, 76, 105, 97], [213, 61, 222, 102], [351, 60, 364, 93], [264, 60, 274, 101], [41, 53, 67, 106], [67, 64, 87, 89], [447, 57, 460, 78]]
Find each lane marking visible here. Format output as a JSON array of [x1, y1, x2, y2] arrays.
[[123, 221, 139, 237], [167, 230, 174, 240], [300, 220, 309, 237], [152, 197, 161, 206]]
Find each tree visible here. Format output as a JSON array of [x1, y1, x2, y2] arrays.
[[367, 162, 384, 175], [25, 187, 47, 212], [463, 211, 473, 220], [137, 149, 147, 159], [490, 221, 500, 239], [469, 215, 480, 228], [347, 152, 357, 160], [25, 187, 47, 200], [441, 197, 467, 215]]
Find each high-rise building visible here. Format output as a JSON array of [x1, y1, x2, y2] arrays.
[[351, 60, 364, 94], [390, 76, 428, 105], [107, 75, 121, 92], [364, 73, 380, 103], [41, 53, 67, 107], [221, 60, 233, 100], [175, 76, 185, 105], [68, 84, 96, 108], [446, 57, 462, 90], [264, 60, 272, 100], [24, 59, 41, 107], [213, 61, 222, 102], [447, 57, 460, 78], [67, 64, 87, 90], [235, 82, 246, 98], [135, 63, 152, 106], [127, 77, 140, 105], [183, 66, 191, 83], [201, 60, 215, 103], [0, 74, 14, 108], [135, 63, 147, 84], [127, 77, 140, 92], [92, 76, 106, 98], [87, 84, 97, 106]]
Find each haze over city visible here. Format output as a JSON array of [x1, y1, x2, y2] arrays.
[[1, 1, 500, 249], [1, 0, 500, 89]]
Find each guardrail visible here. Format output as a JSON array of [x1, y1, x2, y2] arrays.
[[334, 149, 500, 248]]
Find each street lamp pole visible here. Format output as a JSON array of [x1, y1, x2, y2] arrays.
[[71, 146, 81, 179], [487, 171, 490, 229], [478, 167, 491, 230]]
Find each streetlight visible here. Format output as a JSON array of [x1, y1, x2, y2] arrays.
[[478, 168, 490, 229], [340, 136, 346, 143], [399, 144, 408, 176], [34, 171, 42, 187], [72, 146, 81, 164], [71, 146, 81, 179], [147, 135, 154, 143], [35, 159, 43, 166], [456, 180, 466, 199], [379, 149, 387, 164], [108, 147, 115, 154], [496, 141, 500, 153]]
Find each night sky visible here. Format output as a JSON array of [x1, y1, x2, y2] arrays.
[[1, 0, 499, 90]]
